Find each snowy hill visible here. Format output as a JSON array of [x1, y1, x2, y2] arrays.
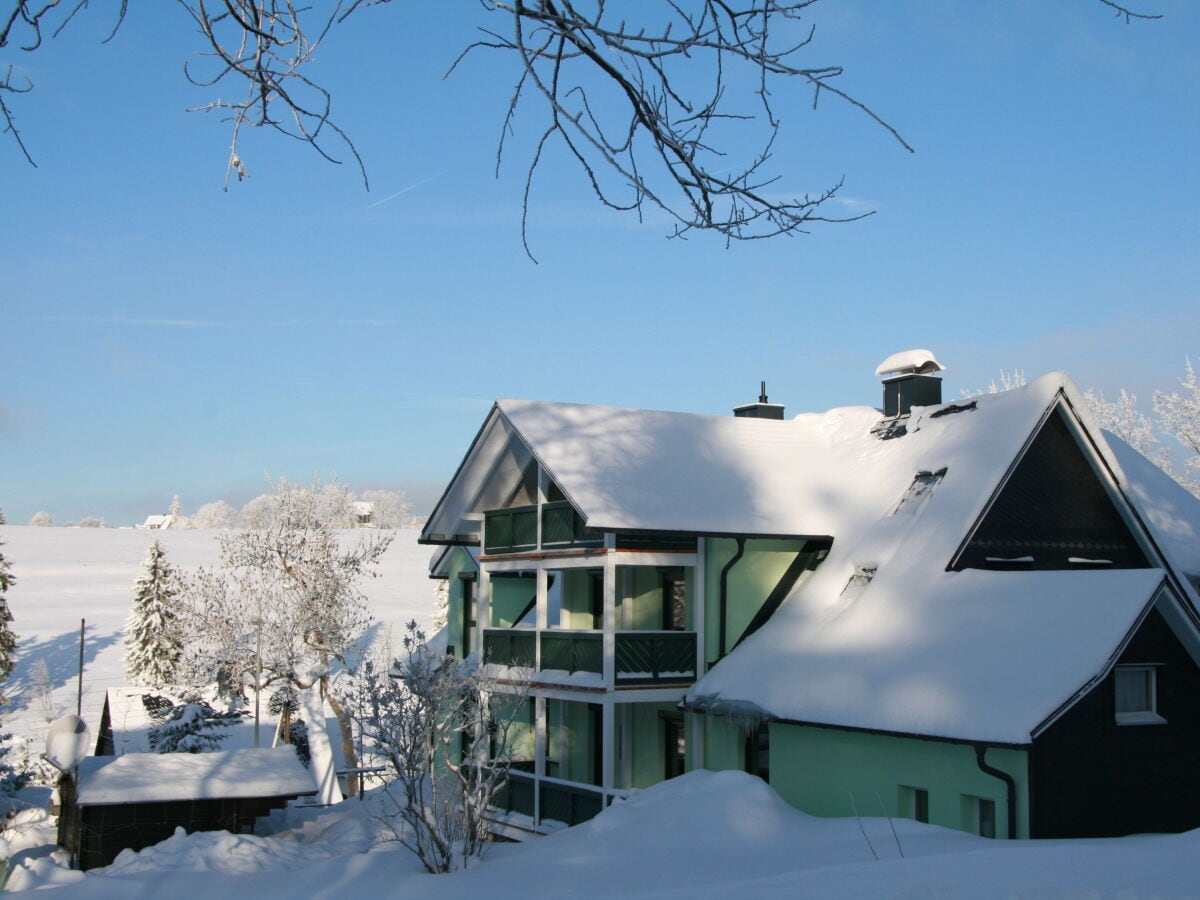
[[0, 525, 436, 761]]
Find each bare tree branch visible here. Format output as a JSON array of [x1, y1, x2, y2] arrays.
[[1, 0, 1166, 251]]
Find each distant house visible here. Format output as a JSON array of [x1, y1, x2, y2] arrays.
[[421, 355, 1200, 840], [352, 501, 375, 527], [57, 746, 316, 870], [137, 514, 178, 530]]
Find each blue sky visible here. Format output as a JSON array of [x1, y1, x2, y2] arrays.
[[4, 1, 1198, 525]]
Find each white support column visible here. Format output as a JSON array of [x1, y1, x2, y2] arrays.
[[477, 567, 491, 659], [689, 710, 705, 771], [535, 567, 548, 672], [619, 567, 633, 630], [693, 538, 707, 678], [619, 703, 632, 789], [534, 695, 546, 824], [536, 463, 549, 550], [602, 535, 617, 688], [602, 534, 617, 797], [602, 695, 615, 795]]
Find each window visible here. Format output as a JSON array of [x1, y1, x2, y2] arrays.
[[977, 798, 996, 839], [892, 468, 946, 517], [913, 788, 929, 824], [1114, 665, 1166, 725], [901, 785, 929, 823], [660, 568, 686, 631]]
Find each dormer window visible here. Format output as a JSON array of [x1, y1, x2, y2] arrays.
[[1114, 665, 1166, 725]]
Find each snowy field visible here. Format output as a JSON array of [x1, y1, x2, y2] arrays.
[[0, 525, 437, 764], [2, 526, 1199, 897]]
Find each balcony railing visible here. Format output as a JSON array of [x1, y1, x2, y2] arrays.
[[540, 500, 603, 549], [483, 501, 603, 555], [615, 631, 697, 685], [541, 632, 602, 674], [481, 629, 696, 685], [482, 630, 536, 669], [483, 506, 537, 554]]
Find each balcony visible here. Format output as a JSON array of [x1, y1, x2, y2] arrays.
[[483, 501, 603, 555], [481, 629, 697, 686]]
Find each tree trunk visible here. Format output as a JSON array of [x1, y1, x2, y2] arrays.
[[323, 673, 358, 798]]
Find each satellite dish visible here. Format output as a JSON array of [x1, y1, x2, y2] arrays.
[[44, 714, 91, 772]]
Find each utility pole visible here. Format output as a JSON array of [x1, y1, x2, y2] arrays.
[[76, 618, 85, 717]]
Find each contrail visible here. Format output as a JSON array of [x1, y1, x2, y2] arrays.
[[366, 171, 447, 209]]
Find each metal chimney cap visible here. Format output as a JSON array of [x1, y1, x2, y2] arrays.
[[875, 349, 946, 378]]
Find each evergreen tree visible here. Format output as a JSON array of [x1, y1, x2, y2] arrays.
[[0, 531, 18, 694], [124, 541, 184, 688], [147, 697, 245, 753]]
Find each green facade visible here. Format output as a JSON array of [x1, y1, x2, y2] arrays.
[[704, 538, 806, 663], [762, 723, 1029, 839], [443, 547, 475, 659]]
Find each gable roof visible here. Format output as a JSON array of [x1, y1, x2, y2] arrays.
[[423, 375, 1071, 544], [686, 374, 1200, 744]]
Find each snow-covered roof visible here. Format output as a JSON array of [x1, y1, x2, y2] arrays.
[[690, 568, 1167, 745], [76, 746, 316, 806], [425, 375, 1085, 542], [685, 373, 1200, 743]]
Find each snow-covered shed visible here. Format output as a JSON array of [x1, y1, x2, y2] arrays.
[[58, 746, 316, 870]]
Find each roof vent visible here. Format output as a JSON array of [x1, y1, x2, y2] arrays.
[[875, 349, 945, 417], [733, 381, 785, 420]]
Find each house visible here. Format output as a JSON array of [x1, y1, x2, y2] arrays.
[[137, 514, 177, 530], [57, 746, 316, 870], [353, 501, 375, 527], [420, 355, 1200, 840]]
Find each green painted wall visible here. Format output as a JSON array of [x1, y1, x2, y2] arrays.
[[443, 548, 475, 660], [704, 538, 805, 663], [701, 714, 746, 773], [560, 569, 599, 629], [491, 695, 535, 764], [767, 723, 1030, 839], [547, 699, 599, 785], [618, 567, 696, 631], [613, 702, 679, 789], [490, 577, 536, 628]]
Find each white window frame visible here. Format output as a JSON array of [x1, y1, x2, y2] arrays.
[[1114, 664, 1166, 726]]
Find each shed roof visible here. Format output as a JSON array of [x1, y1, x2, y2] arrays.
[[76, 746, 316, 806]]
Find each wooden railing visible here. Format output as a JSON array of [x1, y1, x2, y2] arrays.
[[614, 631, 697, 685], [483, 501, 602, 554]]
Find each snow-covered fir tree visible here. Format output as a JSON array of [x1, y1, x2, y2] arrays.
[[124, 541, 184, 688], [0, 530, 18, 695], [147, 697, 245, 753]]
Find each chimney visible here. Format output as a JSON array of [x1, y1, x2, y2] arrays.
[[733, 381, 785, 420], [875, 350, 945, 417]]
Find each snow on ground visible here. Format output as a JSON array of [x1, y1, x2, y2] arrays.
[[10, 770, 1200, 898], [0, 525, 436, 771], [3, 526, 1200, 897]]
